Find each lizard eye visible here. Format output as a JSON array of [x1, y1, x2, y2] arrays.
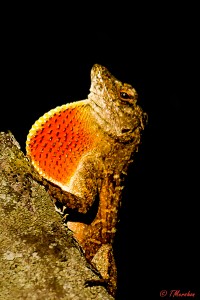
[[120, 92, 131, 99]]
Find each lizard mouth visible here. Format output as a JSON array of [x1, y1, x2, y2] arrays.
[[121, 128, 131, 134], [122, 109, 148, 135], [121, 120, 140, 134]]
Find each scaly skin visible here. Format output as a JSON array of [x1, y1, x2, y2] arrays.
[[26, 64, 147, 296]]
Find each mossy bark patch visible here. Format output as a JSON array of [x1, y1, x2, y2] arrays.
[[0, 132, 114, 300]]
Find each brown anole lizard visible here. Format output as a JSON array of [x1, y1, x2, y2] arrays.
[[26, 64, 147, 297]]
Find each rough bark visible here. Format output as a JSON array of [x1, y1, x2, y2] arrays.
[[0, 131, 114, 300]]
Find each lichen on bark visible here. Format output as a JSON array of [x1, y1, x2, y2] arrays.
[[0, 131, 114, 300]]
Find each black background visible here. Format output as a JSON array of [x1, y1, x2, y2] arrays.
[[1, 3, 199, 299]]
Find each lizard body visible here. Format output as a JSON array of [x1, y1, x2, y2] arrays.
[[26, 64, 147, 296]]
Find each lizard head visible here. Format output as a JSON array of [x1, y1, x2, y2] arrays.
[[88, 64, 147, 142]]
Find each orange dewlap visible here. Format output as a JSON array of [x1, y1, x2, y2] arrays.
[[26, 101, 96, 188]]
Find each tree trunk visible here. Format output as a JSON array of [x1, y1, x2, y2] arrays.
[[0, 131, 114, 300]]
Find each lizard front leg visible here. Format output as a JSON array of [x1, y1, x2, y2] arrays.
[[41, 151, 102, 215], [66, 168, 123, 297]]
